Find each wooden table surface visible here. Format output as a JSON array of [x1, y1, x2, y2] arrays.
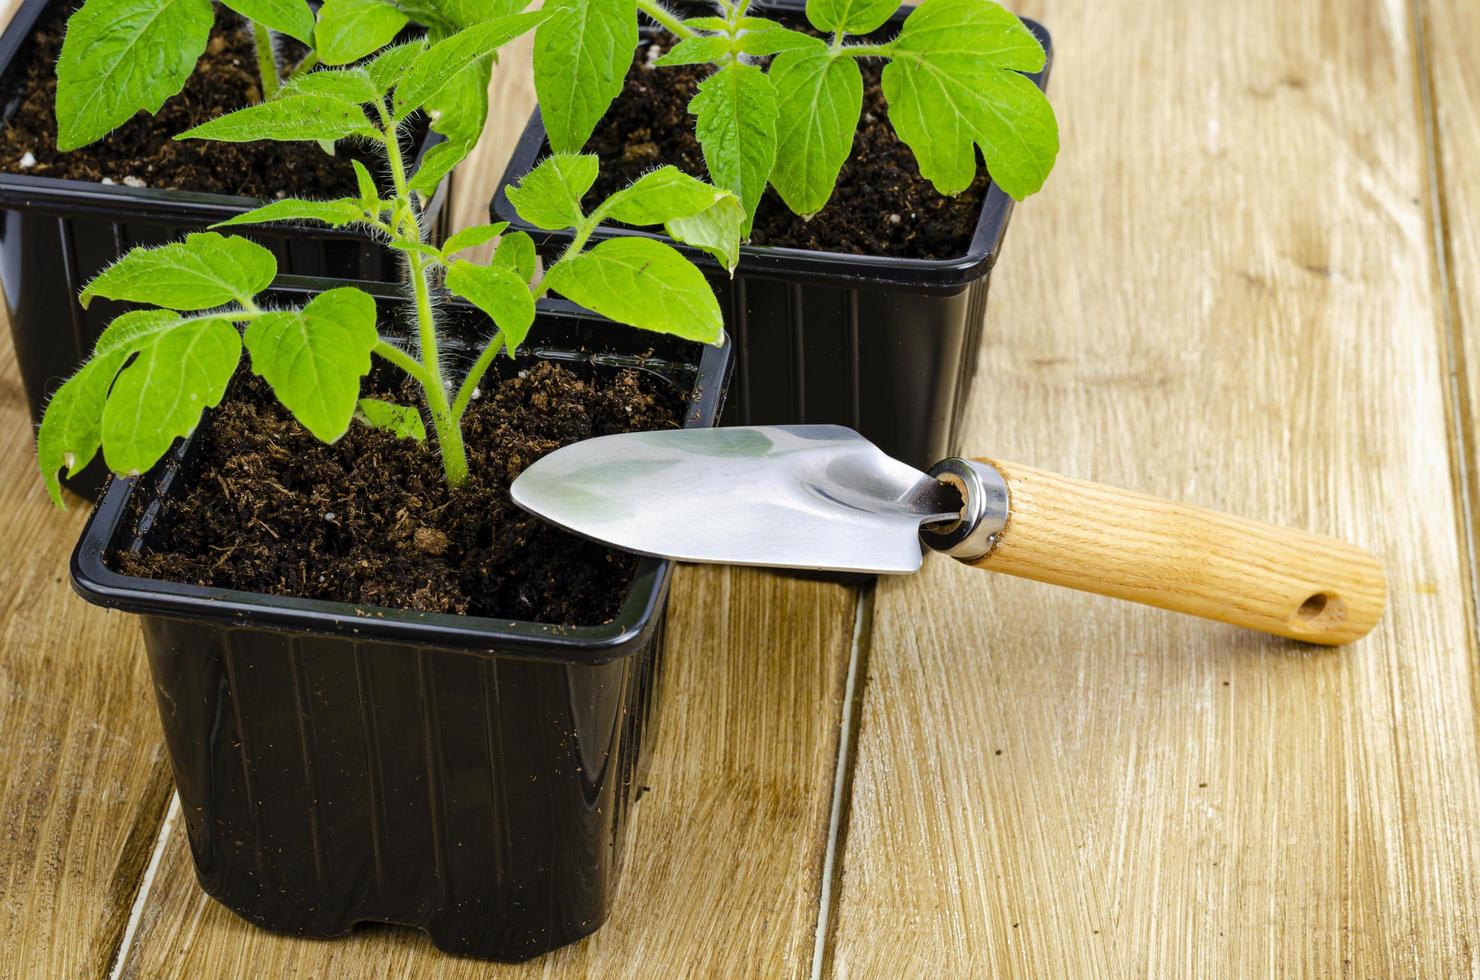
[[3, 0, 1478, 976]]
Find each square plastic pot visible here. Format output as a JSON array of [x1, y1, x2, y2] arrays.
[[491, 0, 1051, 470], [0, 0, 451, 498], [71, 280, 731, 962]]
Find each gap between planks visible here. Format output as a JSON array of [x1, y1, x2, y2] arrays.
[[106, 794, 180, 980]]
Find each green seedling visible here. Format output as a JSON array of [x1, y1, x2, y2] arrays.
[[54, 0, 523, 163], [533, 0, 1057, 232], [37, 10, 740, 505]]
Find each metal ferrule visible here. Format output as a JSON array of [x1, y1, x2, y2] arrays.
[[920, 458, 1010, 562]]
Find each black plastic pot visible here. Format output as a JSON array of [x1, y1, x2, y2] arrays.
[[0, 0, 451, 498], [71, 280, 731, 962], [491, 2, 1051, 470]]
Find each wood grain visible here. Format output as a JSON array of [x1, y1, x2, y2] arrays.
[[117, 566, 858, 978], [0, 327, 173, 980], [964, 457, 1387, 645], [1424, 1, 1480, 623], [830, 0, 1480, 975]]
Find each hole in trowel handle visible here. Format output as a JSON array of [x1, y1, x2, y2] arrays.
[[1289, 591, 1347, 633]]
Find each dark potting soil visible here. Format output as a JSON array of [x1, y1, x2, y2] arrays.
[[114, 363, 684, 626], [582, 35, 992, 259], [0, 5, 393, 199]]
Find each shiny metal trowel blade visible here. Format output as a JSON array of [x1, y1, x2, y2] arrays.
[[509, 425, 959, 575]]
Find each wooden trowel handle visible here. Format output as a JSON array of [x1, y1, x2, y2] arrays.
[[929, 458, 1386, 646]]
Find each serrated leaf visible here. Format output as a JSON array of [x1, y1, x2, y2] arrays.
[[213, 198, 367, 229], [245, 288, 378, 442], [409, 137, 471, 197], [395, 10, 551, 117], [446, 261, 535, 355], [175, 94, 373, 143], [533, 0, 638, 152], [769, 50, 862, 216], [443, 222, 510, 258], [101, 319, 242, 475], [603, 166, 732, 226], [735, 23, 825, 56], [882, 0, 1055, 199], [81, 233, 275, 311], [365, 39, 426, 92], [805, 0, 899, 35], [544, 238, 721, 344], [286, 67, 381, 103], [667, 194, 744, 271], [221, 0, 315, 42], [315, 0, 409, 65], [689, 62, 778, 235], [505, 153, 598, 230], [357, 398, 425, 440], [36, 349, 131, 506], [55, 0, 214, 151], [653, 35, 730, 67], [492, 232, 537, 281]]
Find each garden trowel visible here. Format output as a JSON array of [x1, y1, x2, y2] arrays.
[[510, 426, 1386, 646]]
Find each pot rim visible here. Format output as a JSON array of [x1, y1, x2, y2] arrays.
[[69, 277, 733, 666], [489, 2, 1052, 294]]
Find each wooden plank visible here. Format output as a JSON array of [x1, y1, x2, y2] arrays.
[[118, 566, 857, 977], [1425, 1, 1480, 615], [0, 329, 173, 978], [828, 0, 1480, 976]]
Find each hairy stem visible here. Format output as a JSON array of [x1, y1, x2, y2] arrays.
[[636, 0, 695, 39], [383, 122, 469, 487], [452, 329, 507, 422], [373, 339, 436, 388], [842, 42, 894, 59], [251, 22, 281, 100]]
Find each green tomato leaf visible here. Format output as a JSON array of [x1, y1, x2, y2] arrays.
[[315, 0, 409, 65], [55, 0, 214, 151], [357, 398, 426, 440], [365, 39, 427, 93], [805, 0, 899, 35], [544, 238, 721, 344], [175, 94, 373, 143], [36, 347, 132, 506], [769, 50, 862, 216], [93, 308, 192, 357], [213, 198, 368, 229], [395, 10, 553, 117], [352, 159, 379, 210], [80, 233, 275, 311], [505, 153, 598, 230], [882, 0, 1055, 199], [408, 138, 470, 198], [689, 62, 778, 235], [667, 194, 745, 272], [221, 0, 315, 43], [603, 166, 733, 226], [445, 262, 536, 355], [442, 221, 510, 258], [653, 35, 731, 67], [533, 0, 638, 152], [735, 24, 826, 56], [492, 231, 537, 281], [286, 67, 381, 103], [683, 16, 729, 30], [101, 319, 243, 475], [244, 288, 379, 442]]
